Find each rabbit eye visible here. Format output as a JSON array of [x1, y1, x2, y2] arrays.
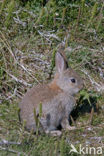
[[71, 78, 76, 83]]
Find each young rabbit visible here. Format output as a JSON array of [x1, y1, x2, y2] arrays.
[[19, 50, 83, 136]]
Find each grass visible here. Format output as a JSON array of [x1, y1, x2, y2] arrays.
[[0, 0, 104, 155]]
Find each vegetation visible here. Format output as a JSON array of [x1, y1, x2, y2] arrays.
[[0, 0, 104, 155]]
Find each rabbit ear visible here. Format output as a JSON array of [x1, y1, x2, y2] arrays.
[[56, 52, 68, 73]]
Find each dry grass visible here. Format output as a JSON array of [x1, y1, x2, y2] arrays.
[[0, 0, 104, 155]]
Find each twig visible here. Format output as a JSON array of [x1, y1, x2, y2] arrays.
[[6, 88, 17, 100], [70, 115, 77, 127], [98, 67, 104, 80], [82, 69, 104, 92], [89, 107, 94, 125], [0, 139, 21, 145], [38, 30, 60, 41], [31, 57, 49, 65], [0, 146, 27, 156], [13, 17, 26, 27], [17, 63, 39, 83], [0, 35, 39, 83], [5, 70, 32, 87], [75, 6, 81, 33], [0, 31, 16, 62]]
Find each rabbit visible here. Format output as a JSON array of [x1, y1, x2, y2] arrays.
[[19, 49, 83, 136]]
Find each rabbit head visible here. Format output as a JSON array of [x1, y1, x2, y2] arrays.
[[51, 51, 83, 96]]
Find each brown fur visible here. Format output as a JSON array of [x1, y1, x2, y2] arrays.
[[19, 51, 83, 135]]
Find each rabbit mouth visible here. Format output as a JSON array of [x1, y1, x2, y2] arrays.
[[70, 88, 82, 96]]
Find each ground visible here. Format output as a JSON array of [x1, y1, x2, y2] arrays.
[[0, 0, 104, 155]]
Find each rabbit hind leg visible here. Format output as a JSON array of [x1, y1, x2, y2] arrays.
[[40, 116, 62, 136], [61, 117, 76, 131]]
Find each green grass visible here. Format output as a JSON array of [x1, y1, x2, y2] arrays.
[[0, 0, 104, 155]]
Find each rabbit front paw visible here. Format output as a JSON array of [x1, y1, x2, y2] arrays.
[[45, 130, 62, 136], [65, 125, 76, 130], [61, 117, 76, 130]]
